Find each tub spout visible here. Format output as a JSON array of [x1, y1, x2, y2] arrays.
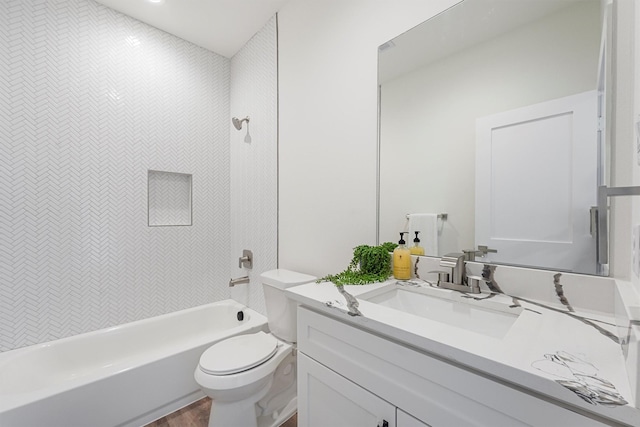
[[229, 276, 250, 287]]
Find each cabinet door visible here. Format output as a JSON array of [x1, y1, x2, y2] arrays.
[[298, 353, 396, 427], [397, 409, 430, 427]]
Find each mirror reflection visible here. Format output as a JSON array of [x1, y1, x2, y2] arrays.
[[378, 0, 607, 275]]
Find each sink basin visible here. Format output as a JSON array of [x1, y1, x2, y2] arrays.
[[359, 284, 521, 339]]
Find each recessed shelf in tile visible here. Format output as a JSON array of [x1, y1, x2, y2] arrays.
[[148, 170, 192, 226]]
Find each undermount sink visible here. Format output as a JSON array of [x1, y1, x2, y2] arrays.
[[359, 283, 522, 339]]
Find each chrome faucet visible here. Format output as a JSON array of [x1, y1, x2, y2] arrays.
[[433, 253, 481, 294]]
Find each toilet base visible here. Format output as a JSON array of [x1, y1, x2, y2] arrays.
[[207, 393, 296, 427], [207, 377, 272, 427], [256, 397, 297, 427]]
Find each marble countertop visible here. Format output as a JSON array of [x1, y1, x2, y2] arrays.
[[286, 279, 640, 426]]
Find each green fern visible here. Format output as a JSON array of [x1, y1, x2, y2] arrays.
[[317, 242, 397, 286]]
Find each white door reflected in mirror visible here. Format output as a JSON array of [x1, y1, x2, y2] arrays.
[[475, 91, 598, 274]]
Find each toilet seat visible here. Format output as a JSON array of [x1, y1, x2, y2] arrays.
[[199, 331, 278, 375], [196, 337, 292, 394]]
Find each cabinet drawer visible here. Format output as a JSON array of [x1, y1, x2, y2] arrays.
[[298, 306, 605, 427], [298, 353, 396, 427]]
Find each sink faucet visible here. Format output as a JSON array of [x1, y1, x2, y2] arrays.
[[433, 253, 481, 294]]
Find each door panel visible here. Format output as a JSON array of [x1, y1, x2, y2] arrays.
[[476, 91, 597, 274]]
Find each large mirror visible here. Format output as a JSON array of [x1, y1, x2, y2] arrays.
[[378, 0, 610, 275]]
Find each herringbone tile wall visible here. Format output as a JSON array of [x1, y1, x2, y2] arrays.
[[229, 16, 278, 316], [0, 0, 232, 352]]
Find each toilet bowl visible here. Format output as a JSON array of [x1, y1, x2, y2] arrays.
[[195, 332, 294, 427], [194, 269, 316, 427]]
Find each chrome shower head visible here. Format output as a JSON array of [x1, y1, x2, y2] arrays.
[[232, 116, 249, 130]]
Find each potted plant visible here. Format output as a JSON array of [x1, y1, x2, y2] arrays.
[[318, 242, 397, 285]]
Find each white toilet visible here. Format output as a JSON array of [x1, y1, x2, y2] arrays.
[[194, 269, 316, 427]]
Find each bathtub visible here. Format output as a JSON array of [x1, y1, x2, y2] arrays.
[[0, 299, 268, 427]]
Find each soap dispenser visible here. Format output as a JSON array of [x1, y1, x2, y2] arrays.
[[393, 232, 411, 280], [410, 231, 425, 256]]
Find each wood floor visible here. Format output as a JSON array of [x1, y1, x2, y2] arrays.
[[144, 398, 297, 427]]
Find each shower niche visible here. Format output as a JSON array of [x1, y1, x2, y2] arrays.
[[148, 170, 193, 227]]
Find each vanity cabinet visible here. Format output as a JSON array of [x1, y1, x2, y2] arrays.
[[298, 353, 397, 427], [296, 306, 607, 427]]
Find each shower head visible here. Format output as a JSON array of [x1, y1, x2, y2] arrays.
[[232, 116, 249, 130]]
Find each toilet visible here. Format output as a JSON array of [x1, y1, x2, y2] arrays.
[[194, 269, 316, 427]]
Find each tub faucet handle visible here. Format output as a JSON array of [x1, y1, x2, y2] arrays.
[[238, 249, 253, 269]]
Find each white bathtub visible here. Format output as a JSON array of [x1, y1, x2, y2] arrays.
[[0, 299, 268, 427]]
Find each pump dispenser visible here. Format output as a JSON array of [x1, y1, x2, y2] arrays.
[[393, 232, 411, 280], [410, 231, 425, 256]]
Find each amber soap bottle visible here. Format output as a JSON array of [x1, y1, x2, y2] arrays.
[[393, 232, 411, 280]]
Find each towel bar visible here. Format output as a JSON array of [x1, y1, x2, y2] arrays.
[[405, 213, 447, 221]]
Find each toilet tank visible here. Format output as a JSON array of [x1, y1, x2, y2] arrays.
[[260, 269, 316, 343]]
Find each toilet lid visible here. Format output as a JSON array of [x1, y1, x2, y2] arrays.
[[199, 331, 278, 375]]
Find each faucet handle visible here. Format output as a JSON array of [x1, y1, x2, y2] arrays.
[[466, 275, 485, 293], [478, 245, 497, 254], [427, 270, 449, 283], [238, 249, 253, 269]]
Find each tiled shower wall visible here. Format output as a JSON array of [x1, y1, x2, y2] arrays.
[[229, 16, 278, 316], [0, 0, 232, 351]]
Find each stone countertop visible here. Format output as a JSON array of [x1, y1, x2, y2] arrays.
[[286, 279, 640, 427]]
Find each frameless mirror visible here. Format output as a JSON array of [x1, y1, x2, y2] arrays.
[[378, 0, 610, 275]]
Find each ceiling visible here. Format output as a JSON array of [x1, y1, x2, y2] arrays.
[[378, 0, 585, 84], [94, 0, 288, 58]]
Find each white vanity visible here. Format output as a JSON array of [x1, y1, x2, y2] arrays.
[[285, 262, 640, 427]]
